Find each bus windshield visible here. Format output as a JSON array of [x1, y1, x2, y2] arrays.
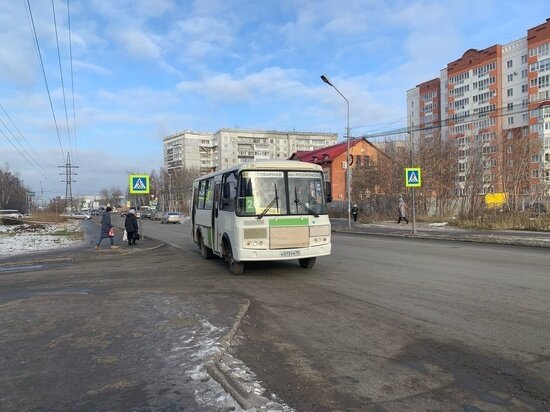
[[237, 170, 327, 216]]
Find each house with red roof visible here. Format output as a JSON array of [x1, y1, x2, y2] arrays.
[[289, 138, 391, 202]]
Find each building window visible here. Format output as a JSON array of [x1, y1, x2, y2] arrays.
[[507, 116, 514, 125], [507, 88, 513, 97], [531, 169, 539, 178], [522, 84, 528, 93], [532, 154, 540, 163], [507, 74, 514, 82], [507, 60, 513, 68], [507, 102, 514, 111], [522, 69, 528, 79], [521, 55, 528, 64]]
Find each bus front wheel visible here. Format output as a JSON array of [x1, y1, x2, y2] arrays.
[[299, 257, 316, 269], [199, 232, 213, 259], [226, 243, 244, 275]]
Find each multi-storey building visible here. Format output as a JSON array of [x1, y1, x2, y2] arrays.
[[407, 17, 550, 200], [163, 131, 214, 174], [163, 128, 337, 174]]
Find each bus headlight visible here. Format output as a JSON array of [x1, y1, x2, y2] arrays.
[[244, 239, 268, 249], [310, 236, 329, 246]]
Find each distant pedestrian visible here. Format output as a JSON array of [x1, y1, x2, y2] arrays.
[[95, 207, 119, 249], [351, 204, 359, 222], [124, 209, 139, 246], [397, 197, 409, 224]]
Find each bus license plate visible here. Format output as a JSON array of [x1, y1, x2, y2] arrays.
[[280, 250, 300, 257]]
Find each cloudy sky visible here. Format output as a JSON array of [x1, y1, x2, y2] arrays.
[[0, 0, 548, 198]]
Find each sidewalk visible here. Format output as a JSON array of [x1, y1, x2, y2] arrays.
[[330, 218, 550, 248]]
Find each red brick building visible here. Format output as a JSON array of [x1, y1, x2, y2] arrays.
[[407, 17, 550, 201], [290, 139, 390, 202]]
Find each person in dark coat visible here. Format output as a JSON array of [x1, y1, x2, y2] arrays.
[[124, 209, 139, 246], [351, 204, 359, 222], [95, 207, 119, 249]]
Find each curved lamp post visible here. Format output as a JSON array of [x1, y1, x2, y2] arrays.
[[321, 74, 351, 228]]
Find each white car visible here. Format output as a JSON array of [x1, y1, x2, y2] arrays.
[[160, 212, 184, 224], [70, 212, 91, 220]]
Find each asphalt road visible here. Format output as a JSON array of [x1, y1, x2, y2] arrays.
[[1, 218, 549, 411], [125, 216, 550, 410]]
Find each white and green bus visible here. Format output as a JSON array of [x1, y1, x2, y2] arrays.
[[191, 160, 332, 274]]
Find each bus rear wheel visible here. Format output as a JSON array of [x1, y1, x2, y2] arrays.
[[299, 257, 316, 269], [227, 243, 244, 275]]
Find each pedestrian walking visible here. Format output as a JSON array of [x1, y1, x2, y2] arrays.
[[351, 204, 359, 222], [397, 197, 409, 224], [124, 209, 139, 246], [95, 207, 119, 249]]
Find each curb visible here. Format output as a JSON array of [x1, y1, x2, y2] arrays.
[[331, 227, 550, 248], [204, 298, 268, 410]]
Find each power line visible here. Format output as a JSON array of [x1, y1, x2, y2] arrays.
[[0, 126, 53, 181], [26, 0, 65, 162], [361, 103, 544, 140], [51, 0, 73, 160], [0, 103, 54, 171], [67, 0, 77, 163]]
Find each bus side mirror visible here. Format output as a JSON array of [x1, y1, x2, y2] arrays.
[[325, 181, 332, 203]]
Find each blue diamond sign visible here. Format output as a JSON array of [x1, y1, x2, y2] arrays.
[[129, 174, 150, 194], [405, 168, 421, 188]]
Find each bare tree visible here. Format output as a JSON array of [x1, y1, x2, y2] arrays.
[[498, 127, 540, 210], [0, 166, 29, 212], [415, 137, 457, 217]]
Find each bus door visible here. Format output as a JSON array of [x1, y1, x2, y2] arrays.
[[212, 182, 221, 253]]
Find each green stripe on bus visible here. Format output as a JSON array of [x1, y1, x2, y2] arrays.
[[268, 217, 309, 227]]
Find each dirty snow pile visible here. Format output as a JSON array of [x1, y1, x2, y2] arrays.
[[0, 221, 83, 257]]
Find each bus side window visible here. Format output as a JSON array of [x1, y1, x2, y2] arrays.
[[221, 172, 237, 211]]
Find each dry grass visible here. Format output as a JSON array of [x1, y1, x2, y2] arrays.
[[23, 211, 68, 224], [448, 214, 550, 232]]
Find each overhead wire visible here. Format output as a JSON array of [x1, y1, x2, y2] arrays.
[[0, 125, 53, 181], [66, 0, 77, 162], [51, 0, 73, 160], [26, 0, 65, 162], [361, 102, 544, 140], [0, 103, 54, 170]]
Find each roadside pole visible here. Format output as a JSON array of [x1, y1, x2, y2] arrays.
[[405, 167, 421, 236]]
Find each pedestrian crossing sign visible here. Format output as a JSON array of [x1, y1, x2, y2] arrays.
[[129, 174, 150, 194], [405, 168, 421, 188]]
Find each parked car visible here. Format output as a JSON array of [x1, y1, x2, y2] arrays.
[[152, 211, 164, 221], [141, 209, 154, 220], [68, 212, 91, 220], [527, 202, 547, 215], [160, 212, 184, 224]]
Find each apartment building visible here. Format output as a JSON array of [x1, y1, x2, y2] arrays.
[[407, 17, 550, 199], [163, 130, 214, 174], [163, 128, 337, 174]]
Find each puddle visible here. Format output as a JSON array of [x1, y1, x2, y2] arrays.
[[0, 289, 91, 302], [0, 264, 46, 274]]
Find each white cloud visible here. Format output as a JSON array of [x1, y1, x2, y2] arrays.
[[114, 29, 161, 60]]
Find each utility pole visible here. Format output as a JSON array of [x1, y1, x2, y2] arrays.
[[59, 152, 78, 212], [409, 115, 416, 235]]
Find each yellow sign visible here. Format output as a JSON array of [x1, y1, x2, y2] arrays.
[[129, 175, 150, 194], [485, 192, 507, 208]]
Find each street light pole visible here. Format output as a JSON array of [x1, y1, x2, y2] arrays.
[[160, 169, 172, 211], [321, 74, 351, 229]]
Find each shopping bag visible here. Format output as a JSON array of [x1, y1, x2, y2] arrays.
[[135, 233, 141, 240], [108, 227, 115, 237], [123, 230, 128, 241]]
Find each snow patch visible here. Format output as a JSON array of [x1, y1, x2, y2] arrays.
[[0, 222, 83, 257]]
